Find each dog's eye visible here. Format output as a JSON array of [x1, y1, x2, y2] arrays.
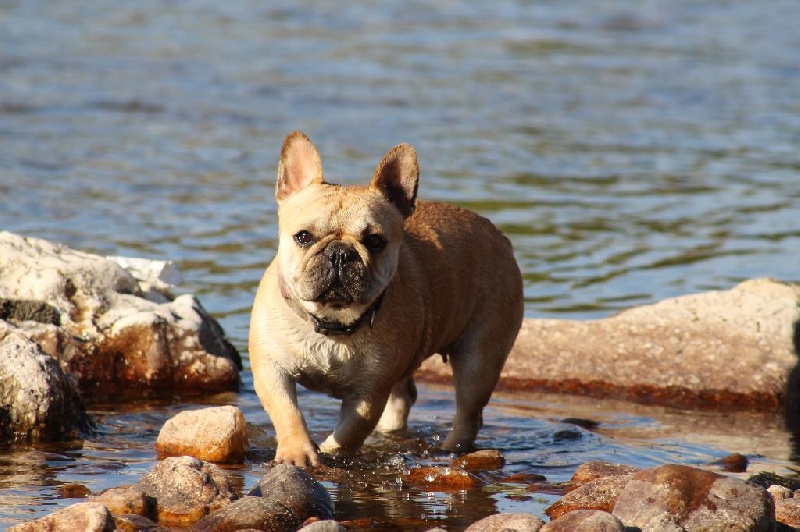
[[364, 234, 387, 252], [294, 230, 314, 247]]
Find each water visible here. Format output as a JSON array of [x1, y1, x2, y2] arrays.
[[1, 0, 799, 528]]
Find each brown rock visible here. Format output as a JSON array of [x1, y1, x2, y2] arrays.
[[419, 279, 800, 409], [612, 464, 774, 531], [298, 520, 345, 531], [8, 502, 115, 532], [113, 513, 167, 531], [136, 456, 238, 527], [58, 483, 92, 498], [541, 509, 624, 531], [406, 466, 480, 490], [91, 485, 157, 520], [0, 232, 240, 397], [155, 406, 248, 463], [464, 512, 544, 531], [451, 449, 505, 471], [570, 460, 640, 484], [710, 452, 749, 473], [775, 496, 800, 528], [545, 474, 632, 520]]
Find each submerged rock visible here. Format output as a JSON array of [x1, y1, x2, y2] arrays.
[[420, 278, 800, 409], [0, 232, 241, 400], [155, 405, 248, 463], [247, 463, 335, 522], [0, 332, 89, 441]]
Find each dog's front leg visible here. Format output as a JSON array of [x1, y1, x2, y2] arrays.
[[319, 390, 391, 456], [253, 365, 319, 467]]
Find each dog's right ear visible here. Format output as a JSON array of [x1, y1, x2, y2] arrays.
[[276, 131, 324, 203]]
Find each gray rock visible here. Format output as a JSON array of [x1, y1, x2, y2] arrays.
[[248, 463, 335, 522], [0, 231, 240, 397], [0, 332, 89, 441], [464, 512, 545, 531], [420, 278, 800, 409], [8, 501, 115, 532], [192, 495, 300, 532], [612, 464, 774, 531], [541, 509, 624, 531]]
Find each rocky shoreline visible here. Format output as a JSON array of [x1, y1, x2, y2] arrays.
[[3, 231, 800, 530]]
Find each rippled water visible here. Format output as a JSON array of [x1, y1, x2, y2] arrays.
[[2, 0, 800, 529]]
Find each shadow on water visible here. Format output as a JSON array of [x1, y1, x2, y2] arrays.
[[783, 320, 800, 462]]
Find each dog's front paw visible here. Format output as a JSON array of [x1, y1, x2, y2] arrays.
[[275, 440, 320, 468]]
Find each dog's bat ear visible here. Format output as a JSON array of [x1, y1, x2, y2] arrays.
[[370, 143, 419, 217], [276, 131, 324, 203]]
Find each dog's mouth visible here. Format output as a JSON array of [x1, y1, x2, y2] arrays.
[[320, 286, 355, 309]]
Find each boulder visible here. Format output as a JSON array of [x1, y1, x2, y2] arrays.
[[541, 509, 624, 532], [0, 332, 89, 441], [420, 278, 800, 409], [0, 232, 240, 397], [9, 502, 115, 532], [570, 460, 640, 485], [612, 464, 774, 531], [192, 495, 300, 531], [155, 406, 248, 463]]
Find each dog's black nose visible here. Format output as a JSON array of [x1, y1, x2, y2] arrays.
[[325, 242, 358, 270]]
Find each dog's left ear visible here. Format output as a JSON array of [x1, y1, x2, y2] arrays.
[[276, 131, 325, 203], [370, 143, 419, 217]]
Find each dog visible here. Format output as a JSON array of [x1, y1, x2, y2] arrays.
[[249, 131, 524, 467]]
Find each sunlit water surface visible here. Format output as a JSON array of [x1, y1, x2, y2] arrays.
[[1, 0, 799, 529]]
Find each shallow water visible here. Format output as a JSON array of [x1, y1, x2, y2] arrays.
[[1, 0, 800, 528]]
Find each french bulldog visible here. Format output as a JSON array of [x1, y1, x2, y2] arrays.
[[249, 131, 524, 467]]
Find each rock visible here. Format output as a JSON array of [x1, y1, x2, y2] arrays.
[[418, 279, 800, 409], [451, 449, 505, 471], [406, 466, 480, 490], [0, 332, 89, 442], [0, 232, 241, 397], [90, 485, 157, 520], [541, 509, 624, 531], [774, 494, 800, 528], [248, 463, 335, 522], [136, 456, 238, 527], [710, 452, 749, 473], [545, 474, 631, 520], [8, 501, 115, 532], [298, 520, 346, 531], [155, 406, 248, 463], [113, 513, 167, 531], [464, 512, 545, 531], [192, 495, 300, 532], [612, 464, 774, 531], [569, 460, 640, 484]]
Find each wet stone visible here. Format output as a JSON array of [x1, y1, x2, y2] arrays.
[[248, 463, 335, 522], [545, 474, 632, 520], [155, 405, 248, 463], [90, 485, 157, 520], [541, 509, 624, 532], [8, 502, 115, 532], [464, 512, 545, 531], [113, 513, 166, 532], [570, 460, 640, 485], [451, 449, 505, 471], [192, 495, 300, 532], [406, 466, 480, 490]]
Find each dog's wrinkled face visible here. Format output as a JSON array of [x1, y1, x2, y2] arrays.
[[274, 132, 418, 326]]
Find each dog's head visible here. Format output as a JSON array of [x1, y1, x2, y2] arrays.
[[274, 131, 418, 329]]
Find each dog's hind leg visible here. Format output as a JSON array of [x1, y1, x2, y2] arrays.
[[376, 376, 417, 433]]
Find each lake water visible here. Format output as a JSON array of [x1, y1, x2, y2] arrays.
[[1, 0, 799, 529]]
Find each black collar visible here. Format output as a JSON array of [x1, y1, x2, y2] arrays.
[[278, 269, 385, 337]]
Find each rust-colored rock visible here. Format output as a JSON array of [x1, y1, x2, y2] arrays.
[[612, 464, 774, 531], [112, 513, 166, 532], [9, 502, 115, 532], [541, 509, 624, 531], [774, 495, 800, 528], [451, 449, 505, 471], [710, 452, 749, 473], [419, 279, 800, 410], [545, 474, 632, 520], [406, 466, 480, 490], [91, 485, 156, 520], [570, 460, 640, 484], [155, 406, 248, 463]]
